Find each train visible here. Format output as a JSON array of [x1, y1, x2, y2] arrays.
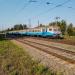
[[7, 26, 63, 39]]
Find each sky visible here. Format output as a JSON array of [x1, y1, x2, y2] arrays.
[[0, 0, 75, 30]]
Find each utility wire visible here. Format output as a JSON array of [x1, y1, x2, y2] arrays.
[[17, 0, 53, 16], [12, 0, 38, 23], [18, 0, 37, 14], [46, 0, 54, 5], [17, 1, 30, 14], [68, 6, 75, 10], [37, 0, 71, 17], [14, 0, 71, 23]]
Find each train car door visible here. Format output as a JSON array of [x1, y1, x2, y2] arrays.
[[42, 28, 47, 32], [42, 28, 47, 36]]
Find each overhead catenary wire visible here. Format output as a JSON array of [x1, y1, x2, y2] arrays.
[[16, 0, 59, 17], [46, 0, 54, 5], [13, 0, 72, 26], [21, 0, 37, 10], [31, 0, 71, 27], [32, 0, 71, 20], [67, 6, 75, 16], [17, 2, 30, 14], [46, 2, 53, 5], [18, 0, 52, 14], [13, 0, 38, 21], [18, 0, 37, 14], [37, 0, 71, 17], [68, 6, 75, 10]]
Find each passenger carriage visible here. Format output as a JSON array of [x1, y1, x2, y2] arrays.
[[7, 25, 63, 38]]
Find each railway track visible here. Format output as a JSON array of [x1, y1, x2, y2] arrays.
[[23, 39, 75, 55], [29, 37, 75, 46], [16, 39, 75, 64]]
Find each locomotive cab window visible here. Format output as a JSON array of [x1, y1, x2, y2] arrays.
[[54, 29, 57, 31]]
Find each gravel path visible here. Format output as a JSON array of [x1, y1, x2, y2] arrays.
[[11, 39, 75, 75]]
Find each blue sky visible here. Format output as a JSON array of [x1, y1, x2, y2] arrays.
[[0, 0, 75, 30]]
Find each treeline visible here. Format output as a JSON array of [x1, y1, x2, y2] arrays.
[[49, 20, 75, 36], [6, 24, 28, 31], [4, 20, 75, 36]]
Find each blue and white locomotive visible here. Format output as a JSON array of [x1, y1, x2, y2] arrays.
[[8, 26, 63, 38]]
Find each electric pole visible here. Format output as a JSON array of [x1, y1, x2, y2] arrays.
[[29, 19, 31, 28], [38, 20, 39, 27]]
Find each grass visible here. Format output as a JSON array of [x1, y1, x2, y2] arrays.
[[64, 35, 75, 40], [0, 39, 62, 75]]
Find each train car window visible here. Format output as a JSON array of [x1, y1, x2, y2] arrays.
[[49, 29, 52, 31], [42, 29, 46, 32]]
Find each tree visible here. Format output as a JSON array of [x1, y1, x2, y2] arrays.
[[48, 20, 67, 35], [14, 25, 20, 30], [14, 24, 23, 30], [10, 28, 14, 31], [7, 28, 10, 31], [19, 24, 23, 30], [36, 24, 45, 27], [59, 20, 67, 35], [49, 22, 56, 26], [39, 24, 45, 27], [67, 23, 73, 36], [13, 24, 28, 30], [73, 27, 75, 36], [23, 24, 28, 29]]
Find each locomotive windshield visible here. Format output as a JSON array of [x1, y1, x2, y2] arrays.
[[54, 29, 57, 31]]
